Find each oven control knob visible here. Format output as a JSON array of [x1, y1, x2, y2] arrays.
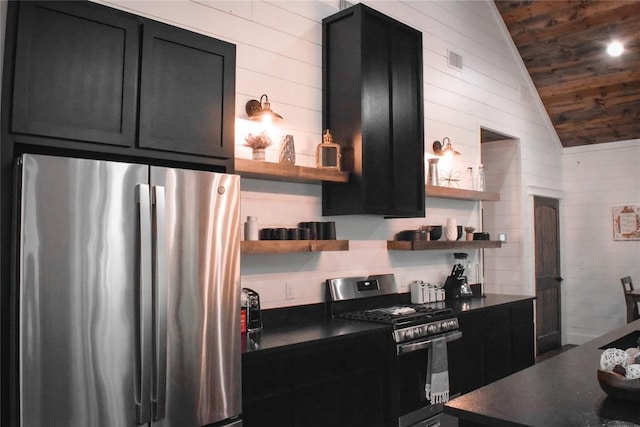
[[444, 320, 453, 330], [427, 324, 437, 334], [405, 329, 414, 340]]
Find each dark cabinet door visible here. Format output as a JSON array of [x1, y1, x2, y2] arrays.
[[322, 4, 425, 217], [457, 312, 485, 393], [242, 330, 392, 427], [457, 301, 535, 394], [11, 1, 139, 146], [139, 20, 235, 159], [511, 302, 536, 372]]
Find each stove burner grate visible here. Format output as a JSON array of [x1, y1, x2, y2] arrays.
[[336, 305, 452, 325]]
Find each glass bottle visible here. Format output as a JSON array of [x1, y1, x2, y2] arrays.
[[463, 167, 474, 190], [476, 164, 486, 192]]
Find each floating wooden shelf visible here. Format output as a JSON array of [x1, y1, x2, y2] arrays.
[[241, 240, 349, 254], [387, 240, 502, 251], [235, 159, 349, 184], [426, 184, 500, 201]]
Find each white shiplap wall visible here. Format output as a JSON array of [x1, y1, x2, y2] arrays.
[[1, 0, 636, 344], [562, 139, 640, 344], [89, 0, 562, 310]]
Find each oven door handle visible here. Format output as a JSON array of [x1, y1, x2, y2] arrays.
[[397, 330, 462, 355]]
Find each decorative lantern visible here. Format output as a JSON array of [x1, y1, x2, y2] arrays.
[[316, 129, 341, 170]]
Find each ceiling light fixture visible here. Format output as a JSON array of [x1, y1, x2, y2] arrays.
[[432, 137, 460, 157], [245, 94, 283, 123], [606, 41, 624, 57]]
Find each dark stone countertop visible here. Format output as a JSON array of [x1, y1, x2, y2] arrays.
[[242, 293, 535, 357], [444, 318, 640, 427]]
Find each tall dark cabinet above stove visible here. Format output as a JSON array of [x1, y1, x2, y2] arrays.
[[322, 4, 425, 217]]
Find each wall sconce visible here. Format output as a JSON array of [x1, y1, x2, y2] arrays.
[[432, 137, 460, 157], [245, 94, 283, 124]]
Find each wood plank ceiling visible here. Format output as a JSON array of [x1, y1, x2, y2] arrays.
[[494, 1, 640, 147]]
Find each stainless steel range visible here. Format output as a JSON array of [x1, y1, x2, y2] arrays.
[[326, 274, 462, 427]]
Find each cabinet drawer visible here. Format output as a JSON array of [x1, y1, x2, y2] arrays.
[[243, 351, 292, 400], [485, 306, 510, 329], [511, 301, 534, 326], [291, 343, 343, 387]]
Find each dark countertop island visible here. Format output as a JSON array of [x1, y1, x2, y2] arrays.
[[444, 318, 640, 427]]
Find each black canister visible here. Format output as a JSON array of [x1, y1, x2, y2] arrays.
[[298, 222, 312, 238], [299, 227, 311, 240], [323, 221, 336, 240], [311, 222, 323, 240], [287, 228, 300, 240], [259, 228, 275, 240], [275, 228, 288, 240]]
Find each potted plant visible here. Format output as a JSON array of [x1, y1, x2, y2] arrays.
[[245, 132, 272, 161]]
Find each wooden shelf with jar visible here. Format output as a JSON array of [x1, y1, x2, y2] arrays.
[[241, 239, 349, 254], [387, 240, 502, 251], [426, 184, 500, 201], [234, 158, 349, 184]]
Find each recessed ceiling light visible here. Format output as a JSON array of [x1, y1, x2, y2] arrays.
[[607, 41, 624, 57]]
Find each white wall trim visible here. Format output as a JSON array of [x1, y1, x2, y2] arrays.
[[526, 186, 564, 199]]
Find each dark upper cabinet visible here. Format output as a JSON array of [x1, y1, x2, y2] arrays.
[[7, 1, 235, 164], [322, 4, 425, 217], [11, 1, 139, 147], [139, 20, 235, 159]]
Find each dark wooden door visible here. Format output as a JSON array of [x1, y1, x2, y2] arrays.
[[534, 196, 562, 354], [139, 20, 236, 160]]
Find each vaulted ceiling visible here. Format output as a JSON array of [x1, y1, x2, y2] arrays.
[[494, 1, 640, 148]]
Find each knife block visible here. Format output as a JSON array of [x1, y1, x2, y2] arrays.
[[444, 275, 465, 300]]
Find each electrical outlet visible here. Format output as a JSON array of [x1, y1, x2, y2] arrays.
[[285, 282, 294, 300]]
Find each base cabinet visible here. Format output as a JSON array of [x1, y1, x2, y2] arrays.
[[457, 300, 534, 394], [242, 331, 392, 427]]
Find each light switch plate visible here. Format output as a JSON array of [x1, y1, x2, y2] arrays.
[[498, 233, 507, 242]]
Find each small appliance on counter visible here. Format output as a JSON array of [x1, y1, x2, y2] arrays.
[[444, 252, 474, 300], [242, 288, 263, 332]]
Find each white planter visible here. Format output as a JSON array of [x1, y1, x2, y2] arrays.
[[252, 148, 265, 161]]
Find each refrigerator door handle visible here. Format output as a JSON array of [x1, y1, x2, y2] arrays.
[[152, 185, 168, 421], [136, 184, 153, 425]]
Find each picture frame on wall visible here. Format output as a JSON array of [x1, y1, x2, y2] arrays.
[[612, 205, 640, 240]]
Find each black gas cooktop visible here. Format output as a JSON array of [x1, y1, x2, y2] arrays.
[[335, 305, 453, 325]]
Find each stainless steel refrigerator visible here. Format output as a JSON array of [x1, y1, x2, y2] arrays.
[[15, 153, 242, 427]]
